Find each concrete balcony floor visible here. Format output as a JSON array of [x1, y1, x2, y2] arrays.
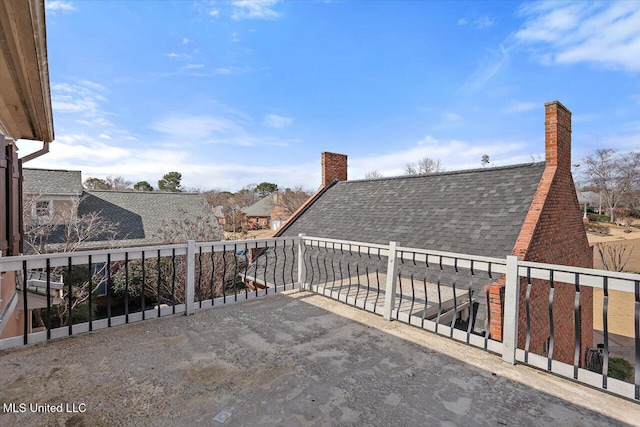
[[1, 291, 638, 427]]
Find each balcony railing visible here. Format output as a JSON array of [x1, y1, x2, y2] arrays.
[[0, 234, 638, 402]]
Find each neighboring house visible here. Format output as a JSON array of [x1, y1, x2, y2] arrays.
[[22, 168, 83, 223], [213, 205, 226, 226], [243, 193, 277, 229], [0, 0, 55, 339], [77, 190, 222, 248], [271, 101, 593, 366]]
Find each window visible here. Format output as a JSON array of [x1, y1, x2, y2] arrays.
[[34, 200, 52, 219]]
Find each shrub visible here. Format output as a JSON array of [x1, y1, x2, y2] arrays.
[[587, 213, 611, 223], [585, 223, 610, 235]]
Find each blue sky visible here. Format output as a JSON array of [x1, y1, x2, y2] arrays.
[[19, 0, 640, 191]]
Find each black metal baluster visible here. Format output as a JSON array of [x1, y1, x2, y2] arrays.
[[603, 276, 609, 389], [222, 244, 228, 302], [171, 248, 176, 314], [22, 261, 28, 345], [264, 242, 270, 295], [634, 279, 639, 400], [210, 246, 215, 304], [67, 257, 73, 335], [290, 240, 296, 287], [330, 243, 337, 293], [315, 242, 322, 294], [347, 245, 353, 304], [573, 273, 581, 379], [233, 243, 239, 300], [141, 251, 145, 320], [198, 246, 203, 307], [254, 242, 259, 298], [88, 255, 93, 331], [525, 267, 532, 363], [157, 250, 161, 317], [282, 240, 287, 291], [125, 252, 129, 323], [374, 248, 381, 309], [422, 275, 428, 329], [302, 239, 310, 288], [107, 254, 112, 327], [436, 256, 443, 334], [450, 258, 459, 338], [548, 270, 555, 371], [336, 244, 344, 300], [396, 251, 405, 320], [244, 242, 249, 298], [354, 246, 362, 305], [321, 244, 329, 294], [272, 241, 277, 293], [46, 258, 51, 340], [466, 260, 474, 344]]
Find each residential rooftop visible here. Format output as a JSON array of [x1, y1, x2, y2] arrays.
[[1, 291, 638, 426], [23, 168, 83, 195]]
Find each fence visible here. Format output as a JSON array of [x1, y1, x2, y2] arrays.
[[1, 234, 638, 401]]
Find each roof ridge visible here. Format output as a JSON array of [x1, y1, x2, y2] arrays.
[[346, 161, 546, 184], [85, 190, 202, 195], [24, 167, 81, 173]]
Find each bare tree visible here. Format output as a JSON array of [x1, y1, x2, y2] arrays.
[[23, 193, 119, 255], [481, 154, 490, 167], [272, 187, 313, 221], [405, 157, 444, 175], [595, 243, 633, 272], [23, 193, 120, 327], [582, 149, 640, 222], [364, 170, 383, 179], [234, 184, 259, 208]]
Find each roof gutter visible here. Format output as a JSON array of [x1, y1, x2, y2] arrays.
[[19, 140, 49, 163]]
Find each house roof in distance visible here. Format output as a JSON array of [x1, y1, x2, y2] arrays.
[[79, 190, 221, 247], [23, 168, 83, 195], [279, 162, 546, 258], [244, 194, 277, 217]]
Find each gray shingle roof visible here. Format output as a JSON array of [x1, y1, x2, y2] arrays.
[[23, 168, 83, 195], [78, 190, 221, 246], [251, 162, 546, 335], [243, 194, 276, 217], [281, 162, 546, 258]]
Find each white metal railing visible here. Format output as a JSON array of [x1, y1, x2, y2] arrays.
[[0, 234, 638, 401]]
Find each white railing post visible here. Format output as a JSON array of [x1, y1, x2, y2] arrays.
[[502, 255, 520, 364], [297, 234, 306, 291], [383, 241, 399, 321], [185, 240, 196, 315]]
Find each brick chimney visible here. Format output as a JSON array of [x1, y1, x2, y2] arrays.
[[544, 101, 572, 172], [321, 152, 347, 187]]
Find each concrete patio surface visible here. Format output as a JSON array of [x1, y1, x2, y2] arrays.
[[1, 291, 639, 426]]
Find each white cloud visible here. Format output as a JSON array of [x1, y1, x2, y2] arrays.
[[443, 112, 461, 121], [182, 38, 193, 44], [163, 53, 182, 59], [457, 16, 494, 29], [45, 1, 76, 13], [516, 1, 640, 72], [51, 81, 112, 127], [502, 102, 537, 114], [263, 114, 292, 129], [208, 9, 220, 17], [183, 64, 205, 70], [459, 44, 510, 93], [232, 0, 281, 20], [349, 135, 531, 178]]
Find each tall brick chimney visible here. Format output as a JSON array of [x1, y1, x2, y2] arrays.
[[544, 101, 572, 172], [321, 152, 347, 187]]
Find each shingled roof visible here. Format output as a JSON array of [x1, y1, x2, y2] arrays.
[[279, 162, 546, 258], [23, 168, 83, 195], [77, 190, 221, 247], [243, 194, 277, 217]]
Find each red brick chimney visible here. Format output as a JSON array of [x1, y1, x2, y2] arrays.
[[544, 101, 572, 172], [321, 152, 347, 187]]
